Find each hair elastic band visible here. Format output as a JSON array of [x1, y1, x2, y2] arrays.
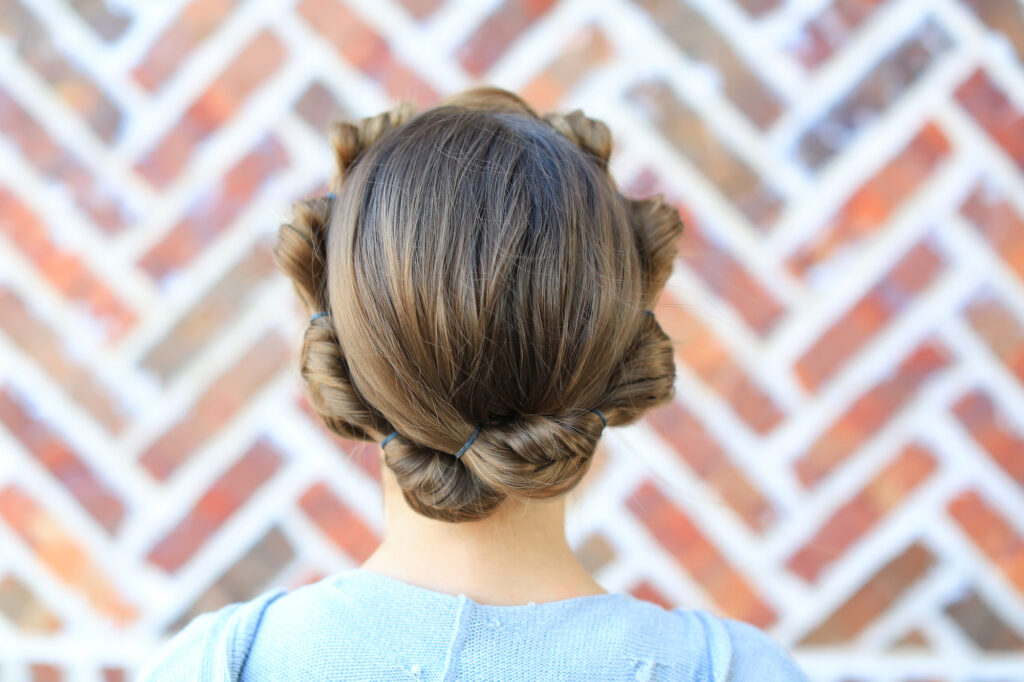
[[310, 311, 329, 323], [455, 424, 481, 459], [592, 408, 607, 428], [327, 192, 336, 200], [380, 424, 482, 459]]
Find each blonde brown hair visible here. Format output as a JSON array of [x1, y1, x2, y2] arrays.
[[274, 86, 684, 522]]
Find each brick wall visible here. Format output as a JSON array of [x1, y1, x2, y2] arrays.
[[1, 0, 1023, 680]]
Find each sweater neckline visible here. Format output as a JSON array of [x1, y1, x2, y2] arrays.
[[340, 567, 630, 612]]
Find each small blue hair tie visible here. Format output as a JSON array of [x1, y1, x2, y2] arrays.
[[455, 424, 481, 459], [310, 311, 329, 323], [381, 431, 399, 447], [592, 408, 607, 428], [327, 192, 336, 200], [643, 310, 655, 317]]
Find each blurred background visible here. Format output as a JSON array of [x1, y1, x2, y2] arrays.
[[1, 0, 1023, 680]]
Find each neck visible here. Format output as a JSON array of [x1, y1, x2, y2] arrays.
[[359, 451, 607, 606]]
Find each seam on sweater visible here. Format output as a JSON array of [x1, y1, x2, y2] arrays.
[[440, 594, 472, 681]]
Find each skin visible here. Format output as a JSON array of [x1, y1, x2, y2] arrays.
[[360, 447, 609, 606]]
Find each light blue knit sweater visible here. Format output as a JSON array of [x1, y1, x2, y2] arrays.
[[138, 568, 808, 681]]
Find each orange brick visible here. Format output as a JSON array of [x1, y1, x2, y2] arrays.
[[627, 479, 776, 627], [0, 188, 136, 343], [0, 89, 131, 233], [521, 26, 613, 112], [795, 339, 950, 488], [299, 482, 380, 561], [0, 486, 136, 625], [139, 136, 288, 284], [952, 389, 1024, 491], [456, 0, 558, 76], [963, 291, 1024, 384], [133, 0, 235, 91], [799, 542, 935, 644], [0, 387, 125, 533], [788, 443, 936, 582], [0, 287, 129, 433], [961, 182, 1024, 286], [949, 490, 1024, 596], [789, 122, 950, 281], [299, 0, 437, 107], [139, 332, 289, 479], [646, 399, 776, 532], [136, 31, 286, 187], [654, 289, 784, 434], [147, 441, 282, 573], [796, 237, 945, 391], [956, 68, 1024, 171]]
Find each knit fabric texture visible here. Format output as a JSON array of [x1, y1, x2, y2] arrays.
[[137, 568, 809, 681]]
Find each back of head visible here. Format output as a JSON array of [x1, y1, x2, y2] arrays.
[[274, 86, 684, 522]]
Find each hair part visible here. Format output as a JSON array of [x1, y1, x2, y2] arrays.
[[273, 86, 684, 522]]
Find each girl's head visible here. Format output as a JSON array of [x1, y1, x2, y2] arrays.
[[274, 86, 684, 523]]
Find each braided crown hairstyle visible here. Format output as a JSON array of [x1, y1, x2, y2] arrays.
[[273, 86, 684, 523]]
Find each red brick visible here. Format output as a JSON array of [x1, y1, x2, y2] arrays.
[[788, 443, 936, 582], [147, 440, 282, 573], [0, 287, 130, 434], [521, 25, 613, 112], [299, 482, 380, 562], [646, 399, 777, 532], [952, 389, 1024, 492], [629, 579, 674, 611], [133, 0, 235, 91], [622, 173, 785, 338], [799, 542, 935, 644], [0, 188, 136, 343], [963, 291, 1024, 383], [654, 289, 785, 434], [795, 339, 951, 488], [631, 0, 783, 129], [141, 242, 277, 383], [136, 31, 286, 187], [139, 331, 289, 479], [456, 0, 558, 76], [0, 88, 131, 233], [299, 0, 437, 107], [626, 80, 783, 230], [956, 68, 1024, 170], [1, 1, 123, 141], [960, 181, 1024, 283], [949, 490, 1024, 596], [101, 669, 126, 682], [0, 485, 137, 624], [139, 136, 288, 285], [627, 479, 776, 627], [30, 664, 61, 682], [796, 237, 945, 391], [786, 0, 891, 70], [797, 19, 952, 169], [0, 387, 125, 533], [789, 122, 950, 282]]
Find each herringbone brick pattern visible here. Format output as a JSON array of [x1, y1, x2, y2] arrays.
[[1, 0, 1023, 679]]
